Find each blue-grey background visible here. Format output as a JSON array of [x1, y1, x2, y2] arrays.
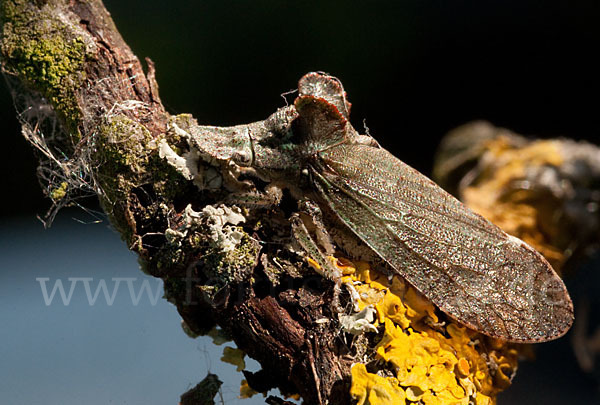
[[0, 212, 268, 404], [1, 1, 599, 403]]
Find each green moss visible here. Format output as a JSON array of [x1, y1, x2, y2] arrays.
[[1, 0, 87, 135], [163, 276, 189, 303], [93, 114, 155, 241], [95, 115, 153, 190], [190, 234, 202, 249], [170, 113, 197, 138], [148, 152, 194, 202], [15, 37, 84, 128], [0, 0, 31, 23], [201, 233, 259, 285]]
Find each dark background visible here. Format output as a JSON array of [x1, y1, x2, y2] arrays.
[[2, 1, 599, 403], [2, 0, 599, 217]]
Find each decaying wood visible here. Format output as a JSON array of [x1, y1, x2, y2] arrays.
[[0, 1, 351, 403], [180, 373, 223, 405]]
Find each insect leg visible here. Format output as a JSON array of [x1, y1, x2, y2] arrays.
[[225, 183, 283, 209], [296, 200, 336, 255], [290, 201, 343, 312]]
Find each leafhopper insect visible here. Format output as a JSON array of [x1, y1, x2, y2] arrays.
[[190, 72, 573, 343]]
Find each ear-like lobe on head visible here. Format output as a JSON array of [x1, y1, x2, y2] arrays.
[[298, 72, 351, 119], [293, 95, 349, 146]]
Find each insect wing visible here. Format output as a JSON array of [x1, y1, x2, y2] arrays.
[[310, 143, 573, 342]]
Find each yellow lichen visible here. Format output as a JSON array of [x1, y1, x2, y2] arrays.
[[207, 326, 230, 345], [221, 346, 246, 372], [350, 363, 407, 404], [342, 257, 518, 405], [50, 181, 68, 201], [461, 137, 565, 271], [239, 379, 258, 399]]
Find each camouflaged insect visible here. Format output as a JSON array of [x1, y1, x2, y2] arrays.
[[189, 72, 573, 343]]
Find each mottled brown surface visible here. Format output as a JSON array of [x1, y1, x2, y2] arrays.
[[0, 1, 352, 403], [70, 0, 167, 134]]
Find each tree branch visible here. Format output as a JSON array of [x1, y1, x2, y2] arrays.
[[3, 1, 591, 404], [1, 1, 349, 402]]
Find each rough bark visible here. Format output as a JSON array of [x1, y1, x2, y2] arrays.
[[0, 1, 351, 403], [4, 2, 596, 404]]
